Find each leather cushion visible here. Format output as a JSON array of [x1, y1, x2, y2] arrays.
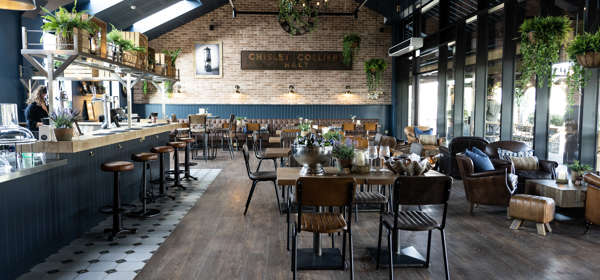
[[151, 146, 174, 153], [300, 212, 347, 233], [515, 169, 553, 180], [510, 156, 539, 170], [382, 211, 440, 231], [132, 152, 158, 162], [509, 194, 555, 223], [168, 141, 186, 148], [177, 137, 195, 143], [419, 134, 437, 145], [101, 161, 134, 172]]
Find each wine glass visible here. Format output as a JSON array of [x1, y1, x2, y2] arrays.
[[380, 146, 391, 171], [367, 145, 378, 172]]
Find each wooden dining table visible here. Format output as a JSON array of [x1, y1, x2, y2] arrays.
[[276, 166, 445, 269], [264, 147, 291, 167]]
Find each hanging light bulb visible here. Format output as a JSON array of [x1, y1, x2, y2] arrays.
[[0, 0, 36, 11]]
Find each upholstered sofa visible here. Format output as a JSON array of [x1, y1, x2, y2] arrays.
[[484, 141, 558, 193], [440, 136, 489, 178], [404, 126, 445, 157]]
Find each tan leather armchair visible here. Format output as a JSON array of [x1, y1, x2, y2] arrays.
[[456, 153, 517, 214], [404, 126, 444, 156], [584, 173, 600, 233]]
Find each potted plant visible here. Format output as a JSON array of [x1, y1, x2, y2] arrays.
[[568, 30, 600, 68], [333, 144, 355, 172], [518, 16, 571, 89], [50, 108, 80, 141], [278, 0, 322, 36], [364, 58, 388, 99], [297, 119, 311, 137], [41, 0, 98, 51], [107, 25, 146, 63], [568, 160, 592, 185], [342, 34, 361, 66]]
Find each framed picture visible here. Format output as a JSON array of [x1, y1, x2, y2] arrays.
[[194, 41, 223, 78]]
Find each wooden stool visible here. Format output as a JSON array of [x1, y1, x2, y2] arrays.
[[168, 141, 187, 190], [151, 145, 175, 200], [101, 161, 137, 240], [509, 194, 555, 236], [177, 137, 198, 181], [130, 152, 160, 218]]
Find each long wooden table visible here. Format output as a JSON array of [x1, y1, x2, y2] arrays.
[[277, 167, 446, 269]]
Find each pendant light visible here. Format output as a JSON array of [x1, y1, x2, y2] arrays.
[[0, 0, 36, 11]]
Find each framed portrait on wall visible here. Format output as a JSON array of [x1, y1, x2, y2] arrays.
[[194, 41, 223, 78]]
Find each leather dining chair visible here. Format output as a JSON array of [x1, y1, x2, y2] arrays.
[[291, 176, 356, 280], [242, 144, 281, 215]]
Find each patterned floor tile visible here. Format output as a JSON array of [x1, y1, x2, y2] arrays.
[[17, 169, 220, 280]]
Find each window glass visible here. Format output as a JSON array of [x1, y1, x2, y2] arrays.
[[417, 71, 439, 131], [464, 22, 477, 136], [446, 45, 456, 139], [485, 9, 504, 142]]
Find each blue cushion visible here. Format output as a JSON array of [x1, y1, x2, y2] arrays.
[[471, 147, 488, 157], [414, 127, 434, 138], [465, 149, 495, 172]]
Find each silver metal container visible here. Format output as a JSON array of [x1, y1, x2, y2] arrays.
[[292, 144, 332, 175]]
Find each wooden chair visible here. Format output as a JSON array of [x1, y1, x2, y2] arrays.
[[252, 132, 277, 172], [291, 177, 356, 280], [222, 114, 236, 159], [281, 128, 300, 147], [352, 136, 369, 149], [343, 122, 356, 136], [376, 175, 452, 280], [242, 144, 281, 215]]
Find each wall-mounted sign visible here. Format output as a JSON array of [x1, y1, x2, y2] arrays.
[[241, 51, 351, 70]]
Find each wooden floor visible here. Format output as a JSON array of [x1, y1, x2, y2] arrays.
[[137, 152, 600, 280]]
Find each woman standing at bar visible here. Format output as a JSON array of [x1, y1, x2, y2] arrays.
[[24, 86, 49, 132]]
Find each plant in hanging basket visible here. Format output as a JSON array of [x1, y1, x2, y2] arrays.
[[342, 34, 361, 66], [41, 0, 98, 50], [278, 0, 324, 36], [568, 30, 600, 68], [518, 16, 571, 88], [364, 58, 388, 93]]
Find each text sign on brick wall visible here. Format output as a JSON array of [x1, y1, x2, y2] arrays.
[[241, 51, 352, 70]]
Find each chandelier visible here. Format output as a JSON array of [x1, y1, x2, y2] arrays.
[[278, 0, 328, 36]]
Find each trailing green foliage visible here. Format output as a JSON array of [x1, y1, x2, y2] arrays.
[[565, 30, 600, 104], [278, 0, 322, 35], [162, 48, 182, 67], [332, 144, 355, 160], [364, 58, 388, 92], [342, 34, 360, 66], [41, 0, 98, 39], [518, 16, 571, 92]]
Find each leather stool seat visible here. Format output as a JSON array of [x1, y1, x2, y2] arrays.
[[178, 137, 195, 143], [152, 146, 174, 153], [509, 194, 555, 236], [101, 161, 134, 172], [132, 152, 158, 162], [168, 141, 186, 149]]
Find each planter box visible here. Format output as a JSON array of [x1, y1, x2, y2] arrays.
[[63, 63, 112, 79], [576, 52, 600, 68], [55, 28, 90, 52], [82, 14, 107, 58], [147, 47, 156, 71], [122, 32, 148, 70]]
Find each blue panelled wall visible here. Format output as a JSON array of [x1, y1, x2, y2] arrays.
[[0, 11, 25, 120], [133, 104, 394, 134]]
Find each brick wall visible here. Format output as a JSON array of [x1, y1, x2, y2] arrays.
[[134, 0, 392, 105]]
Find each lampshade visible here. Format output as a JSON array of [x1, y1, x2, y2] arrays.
[[0, 0, 36, 11]]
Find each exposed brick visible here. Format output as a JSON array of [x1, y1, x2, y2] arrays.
[[134, 0, 392, 105]]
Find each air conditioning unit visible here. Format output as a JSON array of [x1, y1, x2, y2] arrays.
[[388, 37, 423, 57]]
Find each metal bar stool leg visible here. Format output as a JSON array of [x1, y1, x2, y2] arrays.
[[182, 141, 197, 181], [103, 170, 137, 241], [171, 146, 186, 190], [129, 161, 160, 218]]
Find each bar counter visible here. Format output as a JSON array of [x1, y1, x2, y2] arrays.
[[1, 122, 177, 279]]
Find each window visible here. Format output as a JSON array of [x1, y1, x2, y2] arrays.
[[417, 71, 439, 131], [463, 21, 477, 136], [132, 1, 202, 33], [485, 9, 504, 142], [446, 44, 456, 139]]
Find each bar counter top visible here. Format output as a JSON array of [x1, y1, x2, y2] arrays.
[[18, 122, 179, 153]]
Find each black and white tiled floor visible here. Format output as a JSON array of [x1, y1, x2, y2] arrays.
[[17, 169, 221, 280]]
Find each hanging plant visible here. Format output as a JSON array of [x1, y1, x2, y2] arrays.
[[564, 30, 600, 105], [165, 81, 174, 98], [278, 0, 325, 36], [41, 0, 98, 49], [518, 16, 571, 89], [364, 58, 388, 92], [107, 24, 146, 53], [342, 34, 360, 66]]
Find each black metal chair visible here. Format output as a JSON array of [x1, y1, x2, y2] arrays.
[[291, 177, 356, 280], [252, 132, 278, 172], [376, 175, 452, 280], [242, 144, 281, 215]]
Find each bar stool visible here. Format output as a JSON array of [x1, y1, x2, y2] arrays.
[[151, 145, 175, 200], [101, 161, 137, 241], [177, 137, 198, 181], [130, 152, 160, 218], [168, 141, 187, 190]]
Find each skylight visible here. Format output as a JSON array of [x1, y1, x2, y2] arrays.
[[88, 0, 124, 14], [132, 0, 202, 33]]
